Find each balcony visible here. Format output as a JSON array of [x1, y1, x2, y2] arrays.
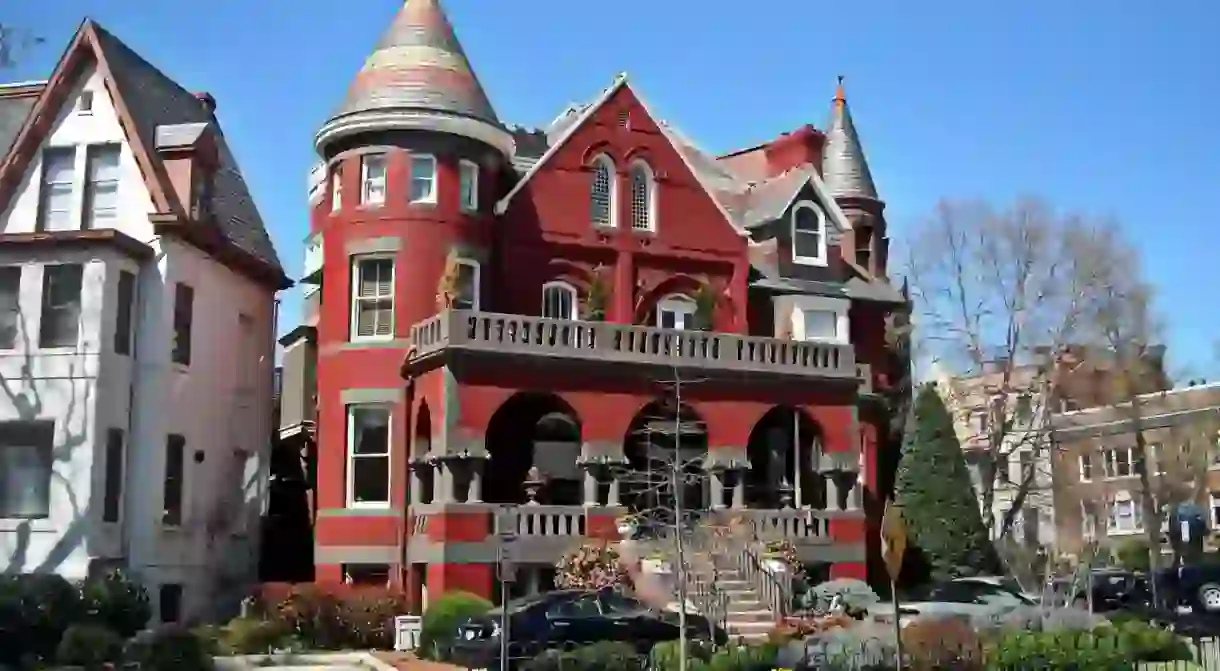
[[407, 310, 856, 380], [406, 503, 852, 565]]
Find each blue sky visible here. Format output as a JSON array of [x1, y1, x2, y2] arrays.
[[5, 0, 1218, 379]]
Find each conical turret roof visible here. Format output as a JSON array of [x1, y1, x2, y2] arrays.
[[822, 77, 878, 201], [316, 0, 512, 155]]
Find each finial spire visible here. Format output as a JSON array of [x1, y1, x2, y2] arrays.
[[821, 76, 878, 201]]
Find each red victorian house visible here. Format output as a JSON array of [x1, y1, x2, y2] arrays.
[[276, 0, 909, 607]]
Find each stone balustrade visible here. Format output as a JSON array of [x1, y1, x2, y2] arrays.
[[408, 310, 857, 379]]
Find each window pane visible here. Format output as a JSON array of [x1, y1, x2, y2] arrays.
[[410, 156, 435, 202], [0, 420, 55, 518], [163, 435, 185, 526], [85, 146, 120, 228], [103, 428, 124, 522], [590, 160, 612, 225], [630, 166, 651, 231], [803, 310, 837, 340], [460, 163, 477, 209], [356, 299, 393, 338], [114, 271, 135, 355], [352, 407, 390, 455], [358, 259, 393, 298], [543, 285, 574, 319], [362, 155, 386, 205], [0, 266, 19, 349], [39, 265, 83, 348], [793, 207, 823, 260], [352, 456, 390, 504], [172, 284, 193, 365], [44, 149, 75, 182]]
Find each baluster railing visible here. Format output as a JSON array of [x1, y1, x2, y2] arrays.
[[737, 528, 794, 620]]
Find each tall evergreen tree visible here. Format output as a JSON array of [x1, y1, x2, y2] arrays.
[[894, 383, 1001, 581]]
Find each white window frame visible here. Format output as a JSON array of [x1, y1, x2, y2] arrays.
[[788, 295, 849, 345], [656, 294, 696, 331], [1078, 453, 1092, 482], [331, 165, 342, 211], [350, 256, 395, 342], [1210, 492, 1220, 528], [84, 144, 120, 229], [459, 159, 479, 211], [360, 154, 386, 206], [1108, 491, 1142, 534], [628, 160, 657, 232], [345, 405, 392, 509], [1103, 446, 1134, 479], [542, 281, 579, 320], [409, 154, 438, 204], [38, 146, 78, 232], [589, 154, 617, 228], [791, 201, 828, 266], [453, 259, 480, 311]]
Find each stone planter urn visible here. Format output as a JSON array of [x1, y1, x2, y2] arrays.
[[763, 556, 789, 574]]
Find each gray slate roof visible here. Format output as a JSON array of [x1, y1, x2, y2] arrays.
[[89, 24, 284, 273], [0, 90, 38, 159], [822, 90, 878, 200]]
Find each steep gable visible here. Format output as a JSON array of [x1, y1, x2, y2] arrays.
[[0, 20, 288, 289], [498, 77, 746, 253]]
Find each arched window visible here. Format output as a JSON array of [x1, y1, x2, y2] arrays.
[[629, 161, 656, 232], [589, 155, 616, 227], [656, 294, 695, 331], [542, 281, 579, 320], [791, 202, 827, 266]]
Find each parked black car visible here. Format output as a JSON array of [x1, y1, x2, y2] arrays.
[[449, 588, 727, 669], [1049, 568, 1151, 612]]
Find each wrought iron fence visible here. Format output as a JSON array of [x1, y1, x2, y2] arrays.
[[459, 629, 1220, 671]]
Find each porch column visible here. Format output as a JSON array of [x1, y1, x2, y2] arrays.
[[731, 469, 745, 510], [608, 470, 622, 506], [468, 457, 485, 503], [844, 472, 861, 511], [408, 459, 426, 506], [708, 469, 725, 510], [433, 457, 454, 503], [581, 464, 599, 507], [823, 471, 841, 512]]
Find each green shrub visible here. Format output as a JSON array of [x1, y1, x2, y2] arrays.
[[800, 578, 880, 616], [79, 568, 152, 638], [706, 642, 778, 671], [1103, 620, 1194, 663], [56, 623, 125, 668], [418, 590, 492, 661], [650, 639, 716, 671], [524, 642, 641, 671], [987, 630, 1133, 670], [212, 617, 294, 655], [0, 573, 83, 665], [125, 625, 215, 671]]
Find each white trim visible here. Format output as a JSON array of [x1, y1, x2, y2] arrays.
[[330, 166, 342, 212], [542, 281, 579, 320], [454, 259, 481, 311], [1210, 491, 1220, 528], [1101, 446, 1135, 479], [656, 294, 695, 330], [360, 154, 387, 206], [350, 255, 395, 342], [806, 168, 854, 233], [1078, 453, 1092, 482], [788, 294, 849, 345], [628, 160, 657, 232], [459, 159, 479, 211], [589, 154, 617, 228], [791, 201, 828, 266], [345, 405, 392, 509], [317, 109, 516, 158], [409, 154, 438, 205], [496, 75, 629, 215]]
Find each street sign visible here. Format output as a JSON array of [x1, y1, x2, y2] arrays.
[[880, 500, 907, 582]]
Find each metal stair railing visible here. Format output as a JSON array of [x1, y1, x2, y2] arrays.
[[736, 526, 794, 620]]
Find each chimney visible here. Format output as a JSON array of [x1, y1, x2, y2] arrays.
[[194, 92, 216, 115]]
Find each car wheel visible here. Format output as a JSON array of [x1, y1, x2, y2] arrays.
[[1197, 583, 1220, 612]]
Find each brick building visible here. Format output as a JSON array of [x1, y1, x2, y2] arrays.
[[277, 0, 907, 606]]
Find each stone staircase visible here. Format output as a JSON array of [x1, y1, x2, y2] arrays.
[[688, 563, 778, 643]]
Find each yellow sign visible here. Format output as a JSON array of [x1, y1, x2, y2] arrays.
[[881, 500, 907, 582]]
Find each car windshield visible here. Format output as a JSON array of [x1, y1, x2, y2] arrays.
[[486, 591, 557, 616]]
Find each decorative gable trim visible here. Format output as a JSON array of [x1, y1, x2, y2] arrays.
[[0, 20, 173, 218], [494, 75, 628, 215]]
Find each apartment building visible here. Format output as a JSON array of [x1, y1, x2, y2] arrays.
[[1051, 382, 1220, 558], [0, 20, 288, 622]]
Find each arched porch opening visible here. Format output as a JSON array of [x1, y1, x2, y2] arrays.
[[412, 402, 434, 504], [622, 399, 709, 524], [484, 393, 583, 505], [745, 406, 823, 509]]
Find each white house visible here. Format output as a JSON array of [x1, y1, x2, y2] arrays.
[[0, 20, 290, 623]]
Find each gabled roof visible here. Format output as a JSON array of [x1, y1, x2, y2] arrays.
[[0, 20, 288, 289], [493, 75, 745, 237]]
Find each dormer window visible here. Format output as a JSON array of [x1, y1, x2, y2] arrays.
[[791, 202, 828, 266], [590, 154, 615, 227], [629, 161, 656, 232]]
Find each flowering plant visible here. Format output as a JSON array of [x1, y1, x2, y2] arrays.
[[556, 542, 632, 590]]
